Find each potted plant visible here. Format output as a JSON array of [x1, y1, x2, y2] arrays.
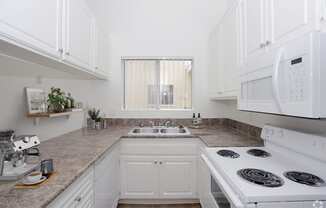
[[47, 87, 67, 113], [88, 108, 101, 129]]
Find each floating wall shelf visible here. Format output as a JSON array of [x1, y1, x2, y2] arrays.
[[27, 109, 83, 125]]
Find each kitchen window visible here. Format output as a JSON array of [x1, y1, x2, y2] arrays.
[[123, 58, 192, 110]]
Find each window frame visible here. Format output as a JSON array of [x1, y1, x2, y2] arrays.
[[122, 57, 194, 111]]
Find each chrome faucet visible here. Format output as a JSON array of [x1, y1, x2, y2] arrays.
[[149, 121, 155, 127]]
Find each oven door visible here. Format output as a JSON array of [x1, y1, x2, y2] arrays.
[[211, 175, 231, 208], [201, 154, 245, 208]]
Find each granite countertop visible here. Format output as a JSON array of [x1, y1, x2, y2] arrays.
[[0, 125, 263, 208]]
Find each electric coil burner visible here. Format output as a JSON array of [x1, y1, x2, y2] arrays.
[[238, 168, 284, 187], [247, 149, 271, 158], [217, 150, 240, 159], [284, 171, 326, 187]]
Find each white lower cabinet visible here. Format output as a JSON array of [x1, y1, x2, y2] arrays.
[[120, 156, 197, 199], [120, 139, 198, 200], [48, 144, 120, 208], [48, 167, 94, 208], [94, 144, 120, 208], [120, 156, 160, 199], [48, 139, 201, 207], [159, 157, 197, 199]]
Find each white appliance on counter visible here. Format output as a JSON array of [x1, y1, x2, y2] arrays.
[[239, 31, 326, 118], [201, 125, 326, 208]]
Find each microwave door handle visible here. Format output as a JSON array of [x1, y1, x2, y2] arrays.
[[273, 48, 285, 112], [200, 154, 245, 208]]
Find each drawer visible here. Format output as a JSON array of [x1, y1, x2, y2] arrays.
[[48, 167, 94, 208], [120, 138, 198, 155]]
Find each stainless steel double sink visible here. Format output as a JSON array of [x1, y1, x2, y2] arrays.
[[128, 126, 191, 136]]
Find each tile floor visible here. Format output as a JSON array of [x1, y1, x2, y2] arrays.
[[118, 204, 201, 208]]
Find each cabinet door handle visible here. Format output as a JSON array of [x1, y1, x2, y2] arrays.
[[154, 161, 158, 164], [265, 40, 271, 46], [65, 52, 70, 55], [159, 161, 163, 165], [260, 43, 265, 48]]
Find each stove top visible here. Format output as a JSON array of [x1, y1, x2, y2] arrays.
[[217, 149, 240, 159], [284, 171, 326, 187], [247, 149, 271, 158], [205, 146, 326, 203], [238, 168, 284, 188], [203, 125, 326, 204]]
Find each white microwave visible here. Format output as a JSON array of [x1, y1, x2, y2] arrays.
[[239, 32, 326, 118]]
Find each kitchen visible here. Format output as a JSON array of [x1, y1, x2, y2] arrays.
[[1, 0, 326, 208]]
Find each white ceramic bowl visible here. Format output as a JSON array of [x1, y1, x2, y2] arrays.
[[26, 171, 42, 183]]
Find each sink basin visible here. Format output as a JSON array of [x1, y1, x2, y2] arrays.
[[160, 128, 187, 134], [128, 126, 191, 136], [131, 128, 160, 134]]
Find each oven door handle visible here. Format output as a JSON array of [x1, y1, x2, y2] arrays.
[[272, 47, 285, 113], [200, 154, 245, 208]]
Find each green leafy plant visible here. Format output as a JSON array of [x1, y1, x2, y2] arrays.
[[47, 87, 67, 113], [88, 108, 101, 122]]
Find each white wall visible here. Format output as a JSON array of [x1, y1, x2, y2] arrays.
[[0, 75, 109, 141], [86, 0, 230, 118], [0, 0, 230, 140]]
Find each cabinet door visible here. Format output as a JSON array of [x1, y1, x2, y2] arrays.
[[95, 146, 119, 208], [242, 0, 266, 64], [63, 0, 94, 71], [0, 0, 62, 58], [220, 6, 240, 95], [120, 156, 159, 199], [267, 0, 317, 48], [208, 27, 224, 97], [94, 25, 110, 77], [48, 168, 94, 208], [159, 157, 197, 199]]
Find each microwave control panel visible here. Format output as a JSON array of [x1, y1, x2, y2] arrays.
[[287, 56, 305, 102]]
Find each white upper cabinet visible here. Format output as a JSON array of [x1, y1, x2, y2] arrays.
[[209, 3, 240, 100], [208, 27, 223, 98], [94, 25, 110, 77], [220, 6, 240, 95], [267, 0, 318, 48], [0, 0, 109, 79], [321, 0, 326, 29], [63, 0, 95, 71], [0, 0, 62, 58], [240, 0, 319, 67], [242, 0, 266, 64]]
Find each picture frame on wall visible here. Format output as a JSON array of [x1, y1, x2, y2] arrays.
[[25, 88, 46, 114]]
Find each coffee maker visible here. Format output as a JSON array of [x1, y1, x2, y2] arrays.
[[0, 130, 41, 181]]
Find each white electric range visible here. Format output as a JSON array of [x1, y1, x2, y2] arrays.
[[201, 125, 326, 208]]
